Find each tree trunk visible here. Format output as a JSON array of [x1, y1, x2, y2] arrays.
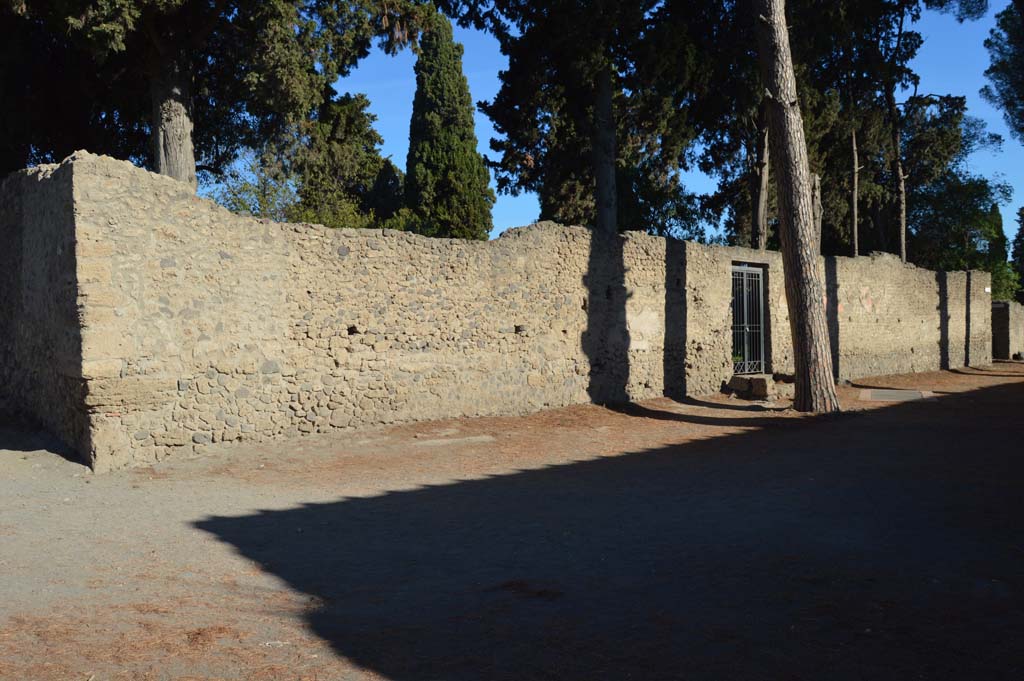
[[871, 204, 889, 251], [753, 110, 770, 250], [755, 0, 840, 413], [151, 52, 197, 191], [851, 126, 859, 257], [593, 62, 617, 236], [885, 87, 906, 262]]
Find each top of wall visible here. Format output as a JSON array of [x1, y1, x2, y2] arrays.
[[3, 151, 994, 284], [31, 151, 593, 251]]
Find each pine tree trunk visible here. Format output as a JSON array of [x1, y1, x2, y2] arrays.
[[851, 126, 859, 257], [755, 0, 840, 413], [151, 52, 197, 191], [753, 112, 770, 250], [885, 87, 906, 262], [593, 62, 617, 236]]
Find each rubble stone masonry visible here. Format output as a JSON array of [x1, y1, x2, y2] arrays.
[[0, 153, 992, 470]]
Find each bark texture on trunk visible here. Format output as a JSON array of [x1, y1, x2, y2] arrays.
[[755, 0, 840, 413], [811, 172, 822, 254], [886, 88, 906, 262], [593, 63, 618, 236], [151, 53, 197, 191], [753, 112, 770, 250], [851, 126, 859, 257]]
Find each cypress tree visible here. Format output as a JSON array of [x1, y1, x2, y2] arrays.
[[1010, 208, 1024, 304], [405, 10, 494, 240]]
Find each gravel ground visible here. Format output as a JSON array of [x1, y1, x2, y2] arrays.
[[1, 363, 1023, 681]]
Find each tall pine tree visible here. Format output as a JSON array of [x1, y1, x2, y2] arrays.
[[984, 2, 1024, 144], [404, 9, 494, 240], [1011, 208, 1024, 304]]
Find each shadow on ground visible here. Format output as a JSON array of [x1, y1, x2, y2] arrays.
[[0, 423, 80, 459], [196, 380, 1024, 681]]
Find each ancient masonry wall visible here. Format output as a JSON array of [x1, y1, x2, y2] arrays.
[[992, 300, 1024, 360], [0, 154, 993, 470], [681, 243, 991, 392], [0, 162, 92, 454]]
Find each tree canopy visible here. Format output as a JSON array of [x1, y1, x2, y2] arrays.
[[2, 0, 430, 185], [984, 2, 1024, 144], [2, 0, 1019, 275]]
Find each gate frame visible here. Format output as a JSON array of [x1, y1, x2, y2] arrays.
[[731, 263, 767, 375]]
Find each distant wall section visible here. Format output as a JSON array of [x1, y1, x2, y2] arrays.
[[993, 300, 1024, 360]]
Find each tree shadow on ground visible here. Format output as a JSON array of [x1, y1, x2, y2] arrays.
[[677, 396, 790, 413], [948, 368, 1023, 378], [603, 401, 787, 428], [197, 378, 1024, 681]]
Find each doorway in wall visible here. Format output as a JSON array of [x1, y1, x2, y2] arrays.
[[731, 264, 766, 374]]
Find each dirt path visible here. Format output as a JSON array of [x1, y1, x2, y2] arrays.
[[2, 363, 1023, 680]]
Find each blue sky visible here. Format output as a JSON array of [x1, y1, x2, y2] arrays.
[[338, 4, 1023, 241]]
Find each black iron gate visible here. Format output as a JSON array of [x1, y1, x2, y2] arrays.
[[731, 265, 765, 374]]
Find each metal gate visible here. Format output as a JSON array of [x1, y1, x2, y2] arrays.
[[731, 265, 765, 374]]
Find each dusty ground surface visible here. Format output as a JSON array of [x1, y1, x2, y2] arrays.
[[2, 363, 1023, 681]]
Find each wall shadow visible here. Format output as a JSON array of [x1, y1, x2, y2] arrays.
[[582, 233, 629, 404], [993, 303, 1009, 360], [0, 424, 82, 460], [197, 379, 1024, 680], [937, 272, 950, 370], [824, 257, 841, 380], [0, 166, 91, 465], [663, 237, 687, 399], [965, 272, 972, 367]]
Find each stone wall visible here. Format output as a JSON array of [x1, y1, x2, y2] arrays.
[[0, 162, 91, 454], [679, 243, 991, 392], [827, 259, 991, 379], [992, 300, 1024, 360], [0, 153, 994, 470]]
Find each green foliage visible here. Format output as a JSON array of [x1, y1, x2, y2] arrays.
[[906, 108, 1018, 302], [405, 10, 494, 240], [909, 175, 1010, 269], [905, 99, 1013, 290], [213, 91, 404, 231], [983, 3, 1024, 144], [687, 0, 990, 253], [1011, 208, 1024, 303], [457, 0, 705, 239], [294, 93, 405, 227], [215, 147, 298, 223], [2, 0, 431, 178], [990, 260, 1021, 302]]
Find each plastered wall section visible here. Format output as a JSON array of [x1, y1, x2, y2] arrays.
[[681, 243, 792, 395], [829, 260, 990, 378], [0, 162, 91, 454]]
